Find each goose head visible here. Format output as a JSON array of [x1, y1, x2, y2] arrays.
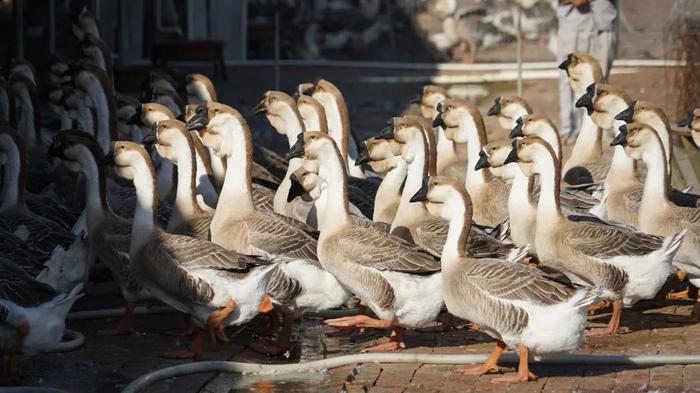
[[148, 71, 179, 94], [72, 7, 100, 41], [286, 131, 339, 166], [151, 119, 190, 164], [576, 83, 631, 131], [297, 94, 328, 134], [505, 136, 556, 178], [382, 116, 428, 164], [418, 85, 448, 119], [106, 141, 152, 181], [559, 52, 604, 97], [511, 114, 561, 159], [288, 164, 325, 202], [309, 79, 343, 111], [146, 87, 184, 118], [189, 101, 247, 158], [679, 108, 700, 146], [185, 73, 216, 104], [410, 176, 471, 220], [611, 122, 661, 161], [255, 90, 302, 136], [435, 99, 479, 143], [358, 137, 401, 173], [8, 59, 37, 86], [474, 140, 519, 179], [487, 95, 532, 130], [48, 130, 103, 173]]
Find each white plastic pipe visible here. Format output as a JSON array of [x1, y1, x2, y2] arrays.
[[121, 353, 700, 393], [67, 306, 361, 320]]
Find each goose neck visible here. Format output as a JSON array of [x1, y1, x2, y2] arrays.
[[85, 83, 116, 154], [643, 116, 672, 174], [274, 157, 303, 214], [373, 158, 407, 224], [442, 194, 470, 267], [568, 116, 602, 164], [129, 161, 159, 255], [460, 119, 490, 189], [76, 147, 110, 229], [391, 147, 428, 232], [0, 144, 25, 212], [317, 148, 352, 238], [535, 153, 564, 226], [509, 169, 535, 213], [167, 134, 203, 231], [641, 141, 671, 208]]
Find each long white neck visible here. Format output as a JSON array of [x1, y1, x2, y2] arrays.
[[322, 97, 364, 178], [274, 110, 306, 213], [639, 141, 672, 231], [15, 90, 37, 151], [435, 126, 464, 175], [167, 136, 201, 232], [211, 121, 255, 235], [535, 154, 564, 228], [461, 119, 489, 191], [373, 158, 407, 224], [208, 147, 226, 190], [605, 120, 638, 191], [442, 195, 469, 268], [643, 116, 672, 174], [85, 83, 113, 154], [76, 147, 109, 232], [129, 162, 158, 256], [391, 141, 429, 232], [0, 145, 24, 212], [508, 168, 536, 247], [566, 115, 601, 170], [317, 148, 353, 239]]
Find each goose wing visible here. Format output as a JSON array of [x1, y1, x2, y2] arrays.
[[563, 221, 664, 259], [0, 259, 56, 307], [246, 211, 319, 264], [466, 257, 575, 305], [676, 205, 700, 232], [337, 226, 440, 273], [172, 214, 213, 239], [0, 213, 74, 254]]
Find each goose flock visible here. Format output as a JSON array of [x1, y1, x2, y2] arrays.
[[1, 10, 700, 385]]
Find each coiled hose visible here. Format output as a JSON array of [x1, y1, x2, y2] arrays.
[[121, 353, 700, 393]]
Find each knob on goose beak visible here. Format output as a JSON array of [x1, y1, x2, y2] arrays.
[[510, 117, 524, 138], [503, 141, 519, 165], [126, 105, 143, 125], [611, 125, 628, 147], [679, 110, 694, 128], [614, 101, 636, 123], [410, 176, 430, 203], [474, 149, 491, 171], [186, 105, 208, 131], [575, 84, 595, 115], [286, 133, 305, 160], [376, 123, 394, 140], [287, 173, 306, 202], [487, 97, 501, 116], [558, 53, 573, 71], [355, 142, 371, 166]]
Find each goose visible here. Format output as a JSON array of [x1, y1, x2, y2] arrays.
[[434, 99, 510, 227], [296, 94, 329, 134], [487, 95, 533, 130], [575, 83, 642, 226], [356, 137, 405, 228], [558, 53, 611, 185], [616, 101, 700, 207], [147, 87, 185, 119], [416, 85, 468, 184], [80, 34, 113, 83], [287, 131, 444, 352], [8, 59, 38, 87], [184, 103, 226, 188], [506, 136, 685, 335], [115, 94, 144, 142], [185, 74, 217, 104], [613, 122, 700, 322], [0, 261, 82, 379], [679, 108, 700, 148], [70, 62, 117, 154], [307, 79, 380, 216], [188, 102, 352, 353], [410, 176, 602, 382], [72, 7, 101, 41], [105, 140, 277, 358], [379, 115, 523, 260], [0, 77, 16, 126]]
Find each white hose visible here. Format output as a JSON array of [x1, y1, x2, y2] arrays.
[[48, 329, 85, 353], [0, 388, 71, 393], [121, 353, 700, 393], [67, 306, 361, 321]]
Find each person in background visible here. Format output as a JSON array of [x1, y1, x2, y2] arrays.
[[557, 0, 618, 140]]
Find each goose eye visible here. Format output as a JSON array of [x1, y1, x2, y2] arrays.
[[214, 109, 219, 113], [147, 108, 152, 112], [119, 145, 125, 150]]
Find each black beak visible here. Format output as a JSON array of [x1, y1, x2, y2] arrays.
[[410, 177, 430, 203], [409, 94, 422, 104], [287, 173, 306, 202], [510, 117, 524, 138], [286, 133, 305, 160], [355, 142, 371, 166], [679, 110, 694, 128], [474, 150, 490, 170], [487, 98, 501, 116], [503, 141, 519, 164], [614, 101, 636, 123], [127, 106, 142, 125], [376, 124, 395, 140], [611, 125, 628, 146], [251, 100, 266, 116], [432, 111, 446, 128], [186, 105, 208, 131], [558, 53, 572, 71], [575, 85, 595, 116], [102, 150, 115, 166]]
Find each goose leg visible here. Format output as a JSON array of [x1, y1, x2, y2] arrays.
[[324, 314, 393, 329], [98, 302, 135, 336], [160, 330, 206, 359], [207, 299, 237, 344], [361, 326, 406, 352], [454, 341, 505, 375], [585, 299, 622, 336], [491, 345, 537, 383]]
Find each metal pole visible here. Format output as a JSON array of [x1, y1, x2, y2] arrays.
[[516, 7, 523, 96], [48, 0, 56, 54], [274, 10, 280, 90], [15, 0, 24, 59]]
